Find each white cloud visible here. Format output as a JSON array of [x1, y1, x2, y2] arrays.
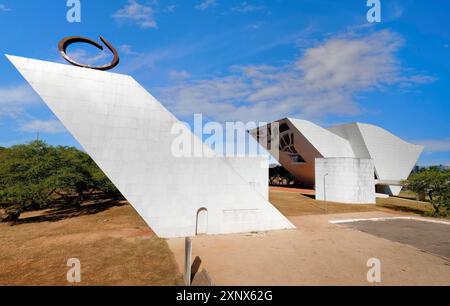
[[0, 85, 35, 105], [391, 6, 404, 20], [19, 119, 66, 134], [168, 69, 191, 80], [113, 0, 157, 29], [118, 44, 137, 55], [0, 86, 66, 135], [159, 30, 435, 122], [195, 0, 217, 10], [0, 4, 10, 12], [0, 85, 38, 117], [118, 41, 203, 74], [166, 5, 177, 12], [297, 31, 403, 92], [386, 1, 404, 21], [414, 139, 450, 154], [247, 22, 263, 30], [232, 2, 264, 13], [61, 48, 111, 66]]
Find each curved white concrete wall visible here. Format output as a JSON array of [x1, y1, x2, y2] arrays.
[[329, 123, 424, 195]]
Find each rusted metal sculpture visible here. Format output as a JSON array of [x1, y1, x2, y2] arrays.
[[58, 36, 119, 70]]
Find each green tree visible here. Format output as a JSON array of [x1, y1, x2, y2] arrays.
[[405, 168, 450, 217], [0, 141, 55, 220], [0, 140, 120, 222], [46, 146, 96, 204]]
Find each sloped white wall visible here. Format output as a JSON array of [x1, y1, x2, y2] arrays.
[[315, 158, 376, 204], [329, 123, 423, 196], [225, 156, 269, 201], [356, 123, 423, 195], [289, 118, 354, 158], [327, 123, 371, 159], [8, 55, 294, 238]]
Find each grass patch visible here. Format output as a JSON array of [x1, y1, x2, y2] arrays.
[[269, 190, 375, 216], [0, 202, 183, 286], [376, 196, 439, 217], [270, 189, 449, 219]]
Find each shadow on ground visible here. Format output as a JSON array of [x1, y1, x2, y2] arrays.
[[343, 219, 450, 260], [376, 203, 428, 216], [11, 195, 127, 225], [191, 256, 215, 286]]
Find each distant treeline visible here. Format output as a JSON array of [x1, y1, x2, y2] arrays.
[[269, 165, 296, 186]]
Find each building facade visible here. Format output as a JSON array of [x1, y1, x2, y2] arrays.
[[250, 118, 424, 197]]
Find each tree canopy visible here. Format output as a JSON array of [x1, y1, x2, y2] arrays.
[[404, 167, 450, 217], [0, 140, 120, 222]]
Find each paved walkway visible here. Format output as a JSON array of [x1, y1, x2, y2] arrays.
[[342, 218, 450, 259], [167, 211, 450, 285]]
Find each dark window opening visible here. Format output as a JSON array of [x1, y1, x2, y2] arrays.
[[279, 123, 290, 133], [288, 153, 306, 164]]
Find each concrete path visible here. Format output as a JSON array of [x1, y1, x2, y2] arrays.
[[342, 218, 450, 259], [167, 211, 450, 285]]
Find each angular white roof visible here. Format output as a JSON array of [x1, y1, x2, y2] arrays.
[[288, 118, 354, 158], [329, 122, 424, 195], [251, 118, 424, 195]]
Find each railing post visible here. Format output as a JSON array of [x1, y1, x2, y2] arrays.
[[184, 237, 192, 286]]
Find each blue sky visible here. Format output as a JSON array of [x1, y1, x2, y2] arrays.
[[0, 0, 449, 165]]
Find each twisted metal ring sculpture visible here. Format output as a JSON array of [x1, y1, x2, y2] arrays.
[[58, 36, 119, 71]]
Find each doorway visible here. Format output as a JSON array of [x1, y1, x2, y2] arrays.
[[196, 207, 208, 235]]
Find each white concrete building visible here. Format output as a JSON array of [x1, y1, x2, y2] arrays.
[[7, 55, 294, 238], [315, 158, 376, 204], [250, 118, 424, 201]]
